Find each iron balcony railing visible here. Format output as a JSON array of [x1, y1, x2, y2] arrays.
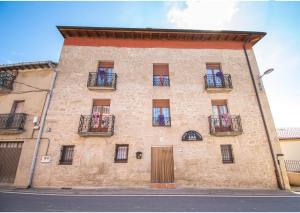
[[87, 72, 117, 89], [0, 71, 15, 91], [152, 116, 171, 127], [204, 74, 232, 89], [78, 114, 115, 136], [209, 115, 242, 135], [0, 113, 27, 131], [153, 76, 170, 86], [285, 160, 300, 173]]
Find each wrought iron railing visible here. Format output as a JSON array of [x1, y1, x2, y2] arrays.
[[209, 115, 242, 134], [0, 113, 27, 130], [285, 160, 300, 173], [87, 72, 117, 89], [153, 76, 170, 86], [152, 116, 171, 126], [78, 114, 115, 136], [0, 71, 15, 91], [204, 74, 232, 89]]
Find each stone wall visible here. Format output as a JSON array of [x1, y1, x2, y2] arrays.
[[33, 45, 279, 189]]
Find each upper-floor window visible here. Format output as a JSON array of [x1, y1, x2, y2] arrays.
[[206, 63, 224, 88], [96, 61, 114, 87], [78, 99, 115, 137], [11, 100, 25, 114], [152, 99, 171, 126], [211, 100, 231, 131], [153, 64, 170, 86], [91, 99, 111, 132]]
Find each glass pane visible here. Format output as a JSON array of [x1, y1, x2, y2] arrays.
[[153, 108, 160, 117]]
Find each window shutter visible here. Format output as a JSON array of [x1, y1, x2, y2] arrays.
[[93, 99, 111, 106], [153, 99, 170, 108], [99, 61, 114, 68], [153, 64, 169, 76]]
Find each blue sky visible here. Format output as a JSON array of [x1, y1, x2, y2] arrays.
[[0, 1, 299, 128]]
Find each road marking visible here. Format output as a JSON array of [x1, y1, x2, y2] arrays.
[[0, 190, 299, 198]]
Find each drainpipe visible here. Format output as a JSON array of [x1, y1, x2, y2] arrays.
[[27, 62, 58, 188], [242, 35, 284, 189]]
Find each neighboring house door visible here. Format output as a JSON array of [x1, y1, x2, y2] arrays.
[[0, 142, 22, 183], [90, 99, 110, 133], [151, 147, 174, 183], [212, 101, 231, 132]]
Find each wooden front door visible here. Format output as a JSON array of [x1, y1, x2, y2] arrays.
[[151, 147, 174, 183]]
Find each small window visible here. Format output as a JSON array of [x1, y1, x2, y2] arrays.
[[153, 64, 170, 86], [115, 144, 129, 163], [59, 145, 75, 165], [220, 145, 234, 164]]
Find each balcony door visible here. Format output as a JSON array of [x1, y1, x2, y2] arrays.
[[7, 101, 24, 128], [90, 99, 110, 133], [206, 64, 224, 88], [97, 61, 114, 87], [152, 99, 170, 126], [212, 100, 231, 131]]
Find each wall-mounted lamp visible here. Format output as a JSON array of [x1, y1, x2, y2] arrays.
[[136, 151, 142, 159], [258, 68, 274, 91]]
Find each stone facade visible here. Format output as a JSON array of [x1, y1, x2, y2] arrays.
[[31, 40, 283, 189]]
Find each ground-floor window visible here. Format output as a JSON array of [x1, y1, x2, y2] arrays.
[[220, 144, 234, 164], [115, 144, 129, 163], [59, 145, 75, 165]]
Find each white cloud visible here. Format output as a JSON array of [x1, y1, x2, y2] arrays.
[[167, 0, 239, 30]]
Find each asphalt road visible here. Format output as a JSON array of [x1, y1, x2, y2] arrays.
[[1, 192, 300, 212]]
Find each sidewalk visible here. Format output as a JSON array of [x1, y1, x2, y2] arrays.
[[0, 186, 296, 196]]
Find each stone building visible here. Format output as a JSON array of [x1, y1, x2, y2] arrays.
[[1, 27, 290, 189], [0, 61, 57, 186]]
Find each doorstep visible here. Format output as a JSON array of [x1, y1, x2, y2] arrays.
[[151, 183, 176, 189]]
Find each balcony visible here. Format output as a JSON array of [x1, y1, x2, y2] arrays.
[[0, 113, 27, 134], [87, 72, 117, 90], [0, 72, 15, 93], [78, 114, 115, 137], [209, 115, 242, 136], [204, 74, 232, 92], [152, 116, 171, 127]]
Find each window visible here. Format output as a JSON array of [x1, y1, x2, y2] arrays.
[[11, 100, 25, 114], [220, 145, 234, 164], [115, 144, 129, 163], [211, 100, 232, 131], [96, 61, 114, 87], [152, 99, 171, 126], [206, 63, 224, 88], [153, 64, 170, 86], [59, 145, 75, 165], [91, 99, 111, 132]]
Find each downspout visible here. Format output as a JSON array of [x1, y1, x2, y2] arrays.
[[242, 35, 284, 189], [27, 62, 58, 188]]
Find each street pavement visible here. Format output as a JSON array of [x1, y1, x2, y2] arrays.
[[0, 187, 300, 212]]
